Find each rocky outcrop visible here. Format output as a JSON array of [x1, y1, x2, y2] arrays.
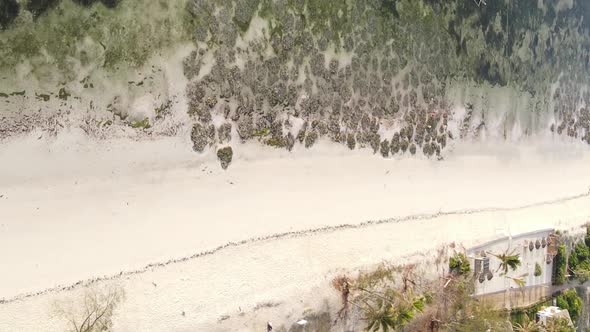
[[178, 0, 590, 160], [191, 123, 214, 153], [217, 123, 232, 144], [216, 146, 233, 170]]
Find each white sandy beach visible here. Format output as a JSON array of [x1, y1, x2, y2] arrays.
[[1, 131, 590, 331]]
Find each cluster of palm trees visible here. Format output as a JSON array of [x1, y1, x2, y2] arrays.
[[335, 247, 527, 331], [332, 265, 426, 332], [361, 288, 426, 331], [331, 244, 575, 331]]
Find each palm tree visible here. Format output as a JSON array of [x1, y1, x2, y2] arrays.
[[488, 249, 521, 275], [362, 291, 424, 332], [365, 299, 396, 332]]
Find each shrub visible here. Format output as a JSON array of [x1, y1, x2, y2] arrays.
[[554, 244, 567, 285], [568, 237, 590, 283], [569, 241, 590, 271], [130, 117, 151, 129], [534, 263, 542, 277], [53, 285, 125, 332], [451, 302, 510, 331], [546, 317, 575, 332], [556, 289, 583, 322], [573, 266, 590, 284], [449, 253, 470, 275]]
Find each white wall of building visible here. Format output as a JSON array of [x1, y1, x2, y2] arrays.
[[467, 229, 554, 296]]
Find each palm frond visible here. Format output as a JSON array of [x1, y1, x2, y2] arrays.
[[412, 296, 425, 313], [396, 303, 415, 325], [509, 277, 526, 288], [489, 249, 522, 274], [505, 254, 522, 271], [363, 300, 396, 332]]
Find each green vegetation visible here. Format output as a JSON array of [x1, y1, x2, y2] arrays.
[[512, 315, 540, 332], [568, 241, 590, 271], [332, 265, 427, 332], [330, 250, 584, 332], [332, 232, 590, 331], [553, 244, 567, 285], [0, 0, 195, 79], [546, 227, 590, 285], [556, 289, 583, 322], [449, 301, 511, 332], [154, 101, 172, 120], [130, 117, 151, 129], [4, 0, 585, 94], [562, 227, 590, 284], [510, 298, 577, 331], [488, 249, 521, 275], [449, 252, 470, 275], [510, 299, 552, 327], [534, 262, 542, 277], [363, 296, 424, 332], [252, 128, 270, 137], [545, 317, 575, 332], [265, 137, 287, 148], [573, 266, 590, 284], [506, 275, 527, 288], [333, 263, 518, 331]]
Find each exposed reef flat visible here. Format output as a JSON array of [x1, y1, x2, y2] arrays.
[[2, 0, 590, 170]]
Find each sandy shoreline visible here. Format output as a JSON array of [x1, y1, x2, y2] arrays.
[[2, 189, 590, 331], [1, 133, 590, 330]]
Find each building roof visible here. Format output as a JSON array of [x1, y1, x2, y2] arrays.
[[467, 228, 554, 253], [536, 306, 574, 326]]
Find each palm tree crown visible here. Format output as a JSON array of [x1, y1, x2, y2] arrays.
[[488, 249, 521, 275]]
